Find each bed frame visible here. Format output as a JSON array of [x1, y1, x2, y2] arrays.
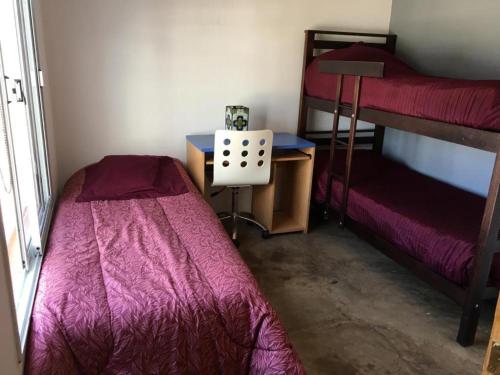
[[297, 29, 500, 346]]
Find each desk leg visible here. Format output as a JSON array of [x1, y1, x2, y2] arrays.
[[186, 141, 208, 200], [253, 163, 277, 232], [297, 147, 315, 233]]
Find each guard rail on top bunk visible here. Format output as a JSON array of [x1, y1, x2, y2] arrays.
[[296, 29, 500, 347]]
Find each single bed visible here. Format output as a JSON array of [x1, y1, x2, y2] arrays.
[[26, 156, 304, 374]]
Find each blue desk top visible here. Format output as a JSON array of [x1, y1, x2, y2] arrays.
[[186, 132, 315, 152]]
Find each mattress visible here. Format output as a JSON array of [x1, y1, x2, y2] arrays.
[[305, 44, 500, 131], [313, 150, 500, 287], [26, 160, 304, 374]]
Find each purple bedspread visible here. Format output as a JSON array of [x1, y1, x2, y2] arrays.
[[26, 160, 304, 374], [313, 150, 500, 288]]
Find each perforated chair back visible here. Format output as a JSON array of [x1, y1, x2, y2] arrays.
[[213, 129, 273, 186]]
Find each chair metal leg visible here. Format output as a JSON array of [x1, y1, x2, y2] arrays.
[[240, 211, 255, 219], [216, 187, 270, 243], [232, 213, 238, 240], [238, 213, 270, 239], [217, 212, 232, 221], [232, 188, 239, 241], [238, 214, 267, 232]]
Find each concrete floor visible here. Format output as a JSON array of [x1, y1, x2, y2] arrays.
[[235, 222, 493, 375]]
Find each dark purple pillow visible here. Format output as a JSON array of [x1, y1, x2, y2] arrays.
[[76, 155, 187, 202], [154, 156, 189, 196], [316, 43, 416, 76]]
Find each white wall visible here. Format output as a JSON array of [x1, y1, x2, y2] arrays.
[[0, 232, 23, 375], [0, 224, 22, 375], [385, 0, 499, 197], [37, 0, 393, 189]]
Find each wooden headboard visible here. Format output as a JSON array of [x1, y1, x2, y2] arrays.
[[303, 30, 397, 66], [297, 30, 397, 143]]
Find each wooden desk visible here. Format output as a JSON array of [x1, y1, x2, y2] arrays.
[[186, 132, 316, 235]]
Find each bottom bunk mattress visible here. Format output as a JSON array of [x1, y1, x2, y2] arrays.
[[26, 158, 303, 374], [313, 150, 500, 288]]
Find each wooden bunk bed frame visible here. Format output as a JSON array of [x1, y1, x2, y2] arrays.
[[297, 29, 500, 347]]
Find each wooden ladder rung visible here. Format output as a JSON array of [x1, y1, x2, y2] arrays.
[[338, 104, 353, 111]]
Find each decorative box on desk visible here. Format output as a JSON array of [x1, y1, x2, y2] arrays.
[[186, 132, 316, 235]]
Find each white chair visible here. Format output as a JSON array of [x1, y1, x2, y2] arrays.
[[213, 129, 273, 245]]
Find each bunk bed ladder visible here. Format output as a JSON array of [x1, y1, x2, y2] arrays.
[[458, 149, 500, 346], [320, 61, 385, 226], [323, 75, 363, 226], [339, 76, 362, 227], [322, 73, 344, 220]]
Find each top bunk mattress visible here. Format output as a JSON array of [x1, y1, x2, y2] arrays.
[[305, 44, 500, 131]]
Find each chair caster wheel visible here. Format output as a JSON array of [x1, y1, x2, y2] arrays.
[[232, 239, 240, 247], [261, 230, 270, 239], [322, 210, 329, 221]]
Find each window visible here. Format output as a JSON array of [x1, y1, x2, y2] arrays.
[[0, 0, 53, 351]]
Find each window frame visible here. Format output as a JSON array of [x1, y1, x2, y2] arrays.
[[15, 0, 52, 254], [14, 0, 52, 220], [0, 0, 54, 355]]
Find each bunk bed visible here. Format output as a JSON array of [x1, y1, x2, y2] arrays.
[[297, 30, 500, 346]]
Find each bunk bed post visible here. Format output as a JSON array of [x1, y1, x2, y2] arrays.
[[457, 149, 500, 346], [339, 75, 362, 227], [297, 30, 315, 138], [373, 125, 385, 154], [323, 75, 344, 220], [371, 33, 396, 155], [385, 34, 397, 54]]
